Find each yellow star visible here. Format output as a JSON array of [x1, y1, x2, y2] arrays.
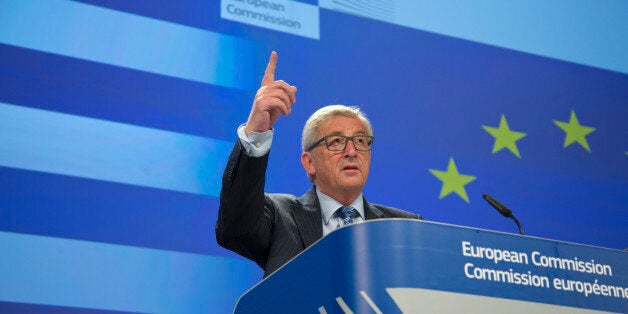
[[482, 115, 527, 158], [429, 157, 477, 203], [553, 110, 596, 152]]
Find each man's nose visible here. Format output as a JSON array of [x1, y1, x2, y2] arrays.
[[344, 139, 357, 156]]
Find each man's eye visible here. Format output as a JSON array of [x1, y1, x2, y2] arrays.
[[331, 137, 344, 144]]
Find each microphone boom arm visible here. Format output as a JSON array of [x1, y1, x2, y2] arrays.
[[482, 194, 524, 235]]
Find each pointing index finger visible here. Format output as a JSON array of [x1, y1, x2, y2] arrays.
[[261, 51, 277, 87]]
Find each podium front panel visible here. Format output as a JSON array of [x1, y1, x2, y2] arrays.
[[235, 220, 627, 313]]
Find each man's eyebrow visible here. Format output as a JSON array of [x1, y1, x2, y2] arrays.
[[325, 130, 367, 136], [326, 131, 343, 136]]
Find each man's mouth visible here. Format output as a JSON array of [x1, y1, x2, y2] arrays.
[[342, 165, 359, 171]]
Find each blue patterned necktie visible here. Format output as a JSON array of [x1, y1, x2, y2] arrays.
[[337, 206, 359, 225]]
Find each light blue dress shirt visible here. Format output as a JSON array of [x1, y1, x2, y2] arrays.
[[316, 189, 365, 236]]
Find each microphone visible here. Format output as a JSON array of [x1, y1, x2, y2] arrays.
[[482, 194, 524, 235]]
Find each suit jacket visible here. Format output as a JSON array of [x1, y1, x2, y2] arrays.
[[216, 141, 421, 277]]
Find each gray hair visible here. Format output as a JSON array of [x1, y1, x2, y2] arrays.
[[302, 105, 373, 182]]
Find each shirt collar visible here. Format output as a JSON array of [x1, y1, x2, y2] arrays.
[[316, 187, 364, 224]]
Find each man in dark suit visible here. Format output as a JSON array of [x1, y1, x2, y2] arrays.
[[216, 52, 421, 278]]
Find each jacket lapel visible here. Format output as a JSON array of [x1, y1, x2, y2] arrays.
[[363, 196, 384, 220], [291, 187, 323, 248]]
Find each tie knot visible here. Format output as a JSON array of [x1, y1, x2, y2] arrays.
[[337, 206, 359, 225]]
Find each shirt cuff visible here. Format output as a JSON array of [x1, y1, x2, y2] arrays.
[[237, 124, 273, 157]]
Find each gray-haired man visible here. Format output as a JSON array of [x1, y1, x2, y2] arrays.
[[216, 52, 420, 278]]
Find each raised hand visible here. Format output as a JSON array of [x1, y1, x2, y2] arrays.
[[244, 51, 297, 136]]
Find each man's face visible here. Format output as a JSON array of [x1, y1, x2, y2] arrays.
[[301, 116, 371, 203]]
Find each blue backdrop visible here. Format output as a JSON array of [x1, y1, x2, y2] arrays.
[[1, 0, 626, 313]]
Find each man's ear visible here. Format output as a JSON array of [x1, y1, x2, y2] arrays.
[[301, 151, 316, 176]]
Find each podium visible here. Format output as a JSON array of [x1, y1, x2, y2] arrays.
[[234, 220, 627, 313]]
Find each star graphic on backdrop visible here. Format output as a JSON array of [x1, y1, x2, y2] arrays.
[[429, 157, 477, 203], [482, 115, 527, 158], [553, 110, 596, 152]]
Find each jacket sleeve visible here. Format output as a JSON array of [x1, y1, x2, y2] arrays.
[[215, 140, 274, 268]]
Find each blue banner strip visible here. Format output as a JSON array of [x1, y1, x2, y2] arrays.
[[0, 0, 264, 90], [0, 301, 141, 314], [321, 0, 628, 74], [0, 231, 261, 313], [0, 166, 237, 257], [0, 102, 232, 196], [0, 44, 252, 140]]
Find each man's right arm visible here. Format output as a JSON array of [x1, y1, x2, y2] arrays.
[[215, 52, 297, 267], [215, 138, 272, 266]]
